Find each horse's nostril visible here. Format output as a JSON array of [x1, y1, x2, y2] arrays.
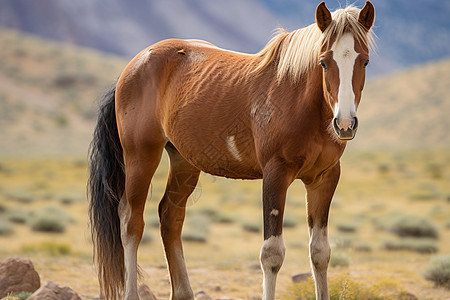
[[352, 116, 358, 130], [333, 118, 340, 132]]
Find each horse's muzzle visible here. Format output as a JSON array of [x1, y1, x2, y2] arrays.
[[333, 116, 358, 140]]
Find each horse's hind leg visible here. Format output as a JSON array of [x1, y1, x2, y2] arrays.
[[158, 143, 200, 300], [119, 145, 164, 300]]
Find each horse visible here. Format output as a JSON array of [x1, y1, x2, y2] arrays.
[[88, 2, 375, 299]]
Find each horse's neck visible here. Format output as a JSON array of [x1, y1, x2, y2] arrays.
[[280, 67, 331, 123]]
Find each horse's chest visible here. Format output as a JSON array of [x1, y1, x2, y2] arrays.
[[297, 151, 342, 185]]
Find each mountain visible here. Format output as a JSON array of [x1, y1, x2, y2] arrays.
[[0, 28, 448, 156], [0, 0, 449, 76], [257, 0, 450, 75], [0, 0, 278, 57]]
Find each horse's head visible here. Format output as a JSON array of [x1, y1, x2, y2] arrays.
[[316, 1, 375, 141]]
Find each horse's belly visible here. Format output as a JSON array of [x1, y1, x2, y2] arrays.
[[168, 128, 262, 180], [189, 144, 262, 180]]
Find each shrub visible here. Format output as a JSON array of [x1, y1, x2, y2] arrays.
[[6, 208, 28, 224], [378, 163, 390, 175], [241, 218, 261, 233], [336, 221, 358, 233], [423, 255, 450, 288], [182, 213, 210, 242], [283, 212, 299, 228], [283, 274, 410, 300], [354, 243, 372, 252], [146, 213, 160, 228], [329, 253, 350, 268], [0, 217, 14, 235], [7, 190, 33, 203], [22, 241, 71, 255], [59, 196, 79, 205], [53, 114, 68, 127], [28, 207, 70, 233], [384, 238, 438, 254], [13, 292, 32, 300], [30, 215, 66, 232], [427, 163, 443, 179], [141, 227, 154, 244], [390, 215, 438, 239], [211, 211, 235, 223], [331, 236, 352, 249]]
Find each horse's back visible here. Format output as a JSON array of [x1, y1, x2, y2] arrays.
[[115, 38, 264, 178]]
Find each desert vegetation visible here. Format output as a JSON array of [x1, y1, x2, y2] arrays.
[[423, 255, 450, 289], [0, 149, 449, 299], [0, 28, 449, 299]]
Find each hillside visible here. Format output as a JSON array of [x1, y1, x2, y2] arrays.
[[0, 28, 127, 156], [354, 57, 450, 149], [0, 0, 278, 57], [0, 28, 448, 156], [1, 0, 449, 76]]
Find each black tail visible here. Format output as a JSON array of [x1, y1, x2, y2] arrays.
[[88, 83, 125, 300]]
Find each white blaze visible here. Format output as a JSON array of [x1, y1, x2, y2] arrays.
[[331, 33, 358, 119]]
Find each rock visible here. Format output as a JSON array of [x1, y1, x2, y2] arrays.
[[247, 262, 261, 270], [0, 258, 41, 298], [27, 281, 81, 300], [291, 271, 312, 283], [398, 292, 418, 300], [138, 284, 157, 300], [195, 289, 212, 300]]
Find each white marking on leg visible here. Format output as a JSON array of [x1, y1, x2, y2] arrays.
[[119, 199, 140, 300], [123, 236, 139, 300], [331, 32, 358, 120], [309, 225, 330, 300], [226, 135, 242, 161], [260, 235, 285, 300], [270, 209, 279, 216], [169, 246, 193, 299]]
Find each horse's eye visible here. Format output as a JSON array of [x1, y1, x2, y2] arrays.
[[363, 59, 369, 68], [319, 60, 327, 70]]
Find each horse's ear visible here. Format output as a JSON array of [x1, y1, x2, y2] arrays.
[[316, 2, 332, 32], [358, 1, 375, 31]]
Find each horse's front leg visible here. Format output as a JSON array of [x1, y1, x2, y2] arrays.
[[305, 162, 341, 300], [260, 159, 296, 300]]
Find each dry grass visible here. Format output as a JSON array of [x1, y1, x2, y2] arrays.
[[0, 149, 449, 299]]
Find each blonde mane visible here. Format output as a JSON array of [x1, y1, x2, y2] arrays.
[[255, 5, 375, 82]]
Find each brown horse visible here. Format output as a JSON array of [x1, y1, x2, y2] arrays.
[[88, 2, 375, 300]]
